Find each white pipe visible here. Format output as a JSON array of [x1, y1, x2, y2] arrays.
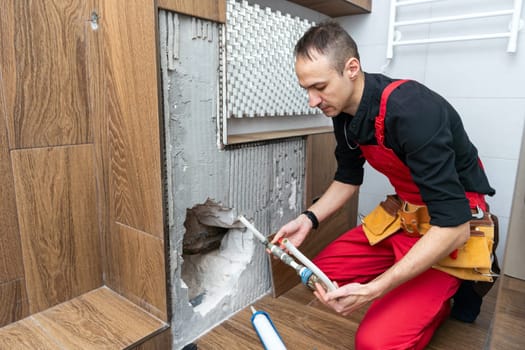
[[238, 215, 267, 243], [386, 0, 397, 59], [508, 0, 524, 52], [393, 32, 511, 46], [282, 239, 337, 292], [396, 0, 444, 7], [238, 215, 303, 272], [394, 10, 514, 27]]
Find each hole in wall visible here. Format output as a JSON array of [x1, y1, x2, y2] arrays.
[[181, 199, 253, 316]]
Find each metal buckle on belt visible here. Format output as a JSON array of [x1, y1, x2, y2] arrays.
[[472, 206, 484, 219], [400, 201, 425, 237]]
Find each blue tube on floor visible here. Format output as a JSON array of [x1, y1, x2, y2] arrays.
[[250, 306, 287, 350]]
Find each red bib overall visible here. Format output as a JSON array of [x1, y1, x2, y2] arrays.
[[313, 80, 482, 350]]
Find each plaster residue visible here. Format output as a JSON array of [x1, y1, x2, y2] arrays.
[[159, 10, 307, 348], [182, 226, 253, 316], [288, 177, 298, 211], [181, 200, 258, 318]]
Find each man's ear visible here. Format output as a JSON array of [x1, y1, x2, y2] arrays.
[[344, 57, 360, 80]]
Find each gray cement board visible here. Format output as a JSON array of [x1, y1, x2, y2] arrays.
[[159, 11, 307, 348]]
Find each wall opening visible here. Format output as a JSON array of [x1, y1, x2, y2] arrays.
[[181, 199, 253, 316]]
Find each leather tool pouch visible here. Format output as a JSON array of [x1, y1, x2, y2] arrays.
[[363, 195, 497, 282], [399, 202, 431, 236], [362, 195, 432, 245], [362, 195, 402, 245], [434, 211, 496, 282]]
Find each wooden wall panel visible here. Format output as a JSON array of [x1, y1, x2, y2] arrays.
[[502, 125, 525, 279], [11, 145, 103, 313], [132, 327, 172, 349], [158, 0, 226, 23], [0, 280, 29, 328], [271, 133, 358, 296], [103, 0, 164, 238], [0, 39, 27, 326], [288, 0, 371, 17], [0, 107, 24, 283], [0, 0, 93, 149], [112, 224, 168, 321], [88, 0, 112, 297]]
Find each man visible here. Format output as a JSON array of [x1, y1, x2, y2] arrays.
[[272, 21, 495, 349]]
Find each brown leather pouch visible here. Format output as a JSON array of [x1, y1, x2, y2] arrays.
[[399, 202, 431, 236], [434, 211, 496, 282], [362, 195, 402, 245]]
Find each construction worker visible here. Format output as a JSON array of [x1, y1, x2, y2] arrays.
[[272, 21, 496, 350]]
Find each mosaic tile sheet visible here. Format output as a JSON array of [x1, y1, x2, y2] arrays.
[[225, 0, 318, 118]]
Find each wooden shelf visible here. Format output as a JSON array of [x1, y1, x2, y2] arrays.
[[158, 0, 226, 23], [0, 287, 168, 349], [288, 0, 371, 17], [226, 126, 333, 146]]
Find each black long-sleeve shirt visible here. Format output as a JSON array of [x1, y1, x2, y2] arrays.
[[332, 73, 495, 227]]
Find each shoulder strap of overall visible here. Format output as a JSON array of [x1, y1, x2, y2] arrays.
[[375, 79, 410, 147]]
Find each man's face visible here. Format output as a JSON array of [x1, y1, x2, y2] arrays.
[[295, 53, 353, 117]]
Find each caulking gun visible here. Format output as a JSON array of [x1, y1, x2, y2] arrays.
[[238, 215, 336, 292]]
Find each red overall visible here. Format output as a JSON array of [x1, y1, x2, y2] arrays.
[[313, 80, 486, 350]]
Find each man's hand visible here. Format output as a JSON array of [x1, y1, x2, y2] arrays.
[[271, 213, 313, 248], [314, 281, 380, 316]]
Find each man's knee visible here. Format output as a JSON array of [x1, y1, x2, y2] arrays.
[[355, 318, 412, 350], [355, 322, 393, 350]]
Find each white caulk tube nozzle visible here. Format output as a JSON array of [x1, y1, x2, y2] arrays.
[[250, 306, 287, 350], [282, 239, 337, 292]]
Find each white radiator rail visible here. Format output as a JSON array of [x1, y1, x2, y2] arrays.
[[386, 0, 523, 59]]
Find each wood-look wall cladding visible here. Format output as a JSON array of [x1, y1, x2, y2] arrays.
[[103, 0, 164, 238], [132, 328, 172, 350], [0, 99, 24, 288], [0, 0, 94, 149], [0, 108, 26, 328], [112, 224, 167, 320], [0, 0, 170, 345], [102, 0, 168, 322], [0, 280, 28, 328], [11, 145, 103, 314], [158, 0, 226, 23]]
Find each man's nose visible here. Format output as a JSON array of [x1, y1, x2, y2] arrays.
[[308, 91, 322, 108]]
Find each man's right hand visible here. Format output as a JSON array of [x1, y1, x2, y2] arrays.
[[270, 181, 357, 252], [271, 213, 313, 249]]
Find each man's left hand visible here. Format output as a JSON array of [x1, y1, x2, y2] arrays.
[[314, 281, 379, 316]]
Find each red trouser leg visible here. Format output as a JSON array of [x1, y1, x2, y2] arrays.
[[312, 225, 396, 284], [312, 225, 461, 350]]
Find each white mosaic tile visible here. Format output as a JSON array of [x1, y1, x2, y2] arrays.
[[225, 0, 318, 118]]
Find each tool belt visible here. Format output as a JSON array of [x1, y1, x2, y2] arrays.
[[361, 195, 497, 282]]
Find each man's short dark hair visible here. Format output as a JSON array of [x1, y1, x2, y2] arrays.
[[294, 21, 360, 75]]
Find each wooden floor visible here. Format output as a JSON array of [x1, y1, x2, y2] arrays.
[[0, 287, 167, 350], [489, 276, 525, 349], [197, 280, 500, 350]]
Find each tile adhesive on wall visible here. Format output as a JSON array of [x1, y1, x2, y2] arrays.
[[158, 5, 307, 347]]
